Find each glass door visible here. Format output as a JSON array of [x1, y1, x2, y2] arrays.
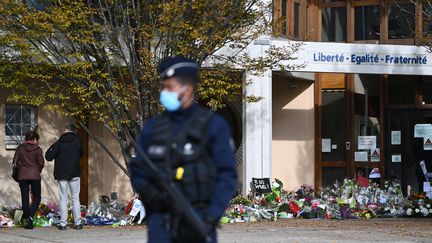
[[353, 74, 382, 184], [318, 73, 351, 187], [386, 110, 432, 195]]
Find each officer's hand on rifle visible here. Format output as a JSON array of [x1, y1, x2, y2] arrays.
[[136, 183, 168, 210]]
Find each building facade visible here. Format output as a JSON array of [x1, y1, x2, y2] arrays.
[[1, 0, 432, 206], [243, 0, 432, 195]]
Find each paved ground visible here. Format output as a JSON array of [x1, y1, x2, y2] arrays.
[[1, 218, 432, 242]]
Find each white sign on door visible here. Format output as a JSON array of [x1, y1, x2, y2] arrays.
[[355, 152, 368, 162], [392, 154, 402, 163], [391, 131, 401, 145], [322, 138, 331, 153], [358, 136, 376, 150], [415, 124, 432, 138]]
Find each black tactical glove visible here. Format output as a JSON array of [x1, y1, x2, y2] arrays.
[[137, 183, 168, 211]]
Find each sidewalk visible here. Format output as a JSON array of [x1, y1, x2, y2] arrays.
[[1, 218, 432, 242]]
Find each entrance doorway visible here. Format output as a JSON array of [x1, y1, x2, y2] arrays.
[[315, 73, 432, 191], [316, 73, 384, 188], [386, 110, 432, 195]]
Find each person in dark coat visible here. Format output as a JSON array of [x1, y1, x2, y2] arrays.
[[45, 124, 83, 230], [14, 130, 44, 229], [129, 57, 237, 243]]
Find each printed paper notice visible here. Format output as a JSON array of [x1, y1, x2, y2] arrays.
[[370, 148, 380, 162], [392, 154, 401, 163], [358, 136, 376, 150], [424, 137, 432, 150], [322, 139, 331, 153], [414, 124, 432, 138], [355, 152, 368, 162], [391, 131, 401, 145]]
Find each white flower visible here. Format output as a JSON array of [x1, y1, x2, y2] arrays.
[[406, 208, 413, 216], [429, 209, 432, 214], [421, 208, 429, 216], [427, 204, 431, 209], [415, 208, 420, 213]]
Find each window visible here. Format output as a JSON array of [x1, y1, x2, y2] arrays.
[[294, 2, 300, 38], [322, 7, 346, 42], [422, 77, 432, 105], [322, 90, 347, 162], [388, 3, 415, 39], [5, 105, 37, 149], [424, 3, 432, 34], [388, 75, 417, 105], [354, 75, 381, 163], [281, 0, 288, 36], [355, 5, 380, 40]]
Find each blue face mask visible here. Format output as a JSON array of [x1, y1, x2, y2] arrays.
[[159, 86, 187, 112]]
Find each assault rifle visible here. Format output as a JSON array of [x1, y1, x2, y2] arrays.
[[126, 139, 210, 242]]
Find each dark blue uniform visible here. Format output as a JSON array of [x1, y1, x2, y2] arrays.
[[130, 103, 237, 243]]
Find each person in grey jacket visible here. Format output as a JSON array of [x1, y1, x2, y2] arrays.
[[45, 124, 83, 230]]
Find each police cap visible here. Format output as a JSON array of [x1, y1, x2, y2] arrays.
[[158, 56, 199, 81]]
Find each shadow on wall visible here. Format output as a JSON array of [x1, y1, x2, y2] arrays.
[[87, 119, 133, 203], [272, 76, 314, 141], [271, 74, 315, 189], [100, 123, 134, 201]]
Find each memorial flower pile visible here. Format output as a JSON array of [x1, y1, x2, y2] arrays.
[[404, 194, 432, 217], [222, 178, 430, 223], [0, 202, 61, 228], [2, 178, 432, 228], [0, 195, 146, 228]]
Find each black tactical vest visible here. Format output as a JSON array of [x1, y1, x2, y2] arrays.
[[146, 107, 217, 205]]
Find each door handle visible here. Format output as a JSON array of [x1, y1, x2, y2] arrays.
[[346, 142, 351, 151]]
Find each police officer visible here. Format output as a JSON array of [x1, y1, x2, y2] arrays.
[[129, 56, 237, 243]]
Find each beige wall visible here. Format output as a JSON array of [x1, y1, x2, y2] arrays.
[[0, 101, 20, 205], [272, 75, 315, 190], [0, 98, 133, 206], [88, 119, 133, 203], [0, 104, 72, 205]]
